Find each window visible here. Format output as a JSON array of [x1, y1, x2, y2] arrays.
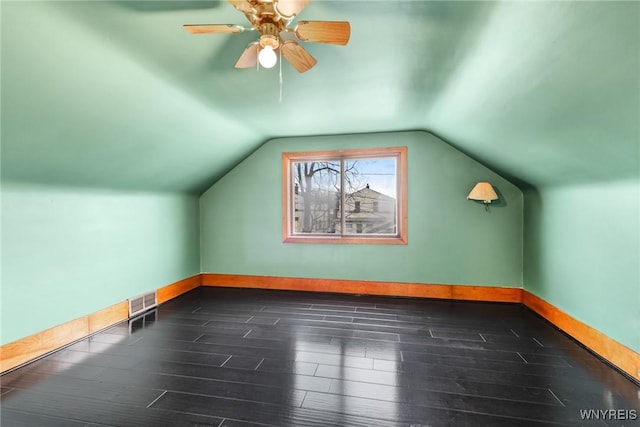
[[282, 146, 407, 244]]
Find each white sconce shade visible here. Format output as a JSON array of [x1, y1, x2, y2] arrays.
[[467, 182, 498, 210]]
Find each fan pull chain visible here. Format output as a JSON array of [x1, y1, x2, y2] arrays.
[[279, 47, 283, 103]]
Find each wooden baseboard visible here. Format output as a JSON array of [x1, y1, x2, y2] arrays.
[[0, 302, 127, 374], [88, 301, 129, 334], [522, 291, 639, 382], [157, 274, 201, 304], [200, 273, 523, 303], [0, 275, 201, 374]]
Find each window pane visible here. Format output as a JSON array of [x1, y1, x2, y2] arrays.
[[343, 157, 397, 235], [283, 146, 407, 245], [292, 160, 341, 234]]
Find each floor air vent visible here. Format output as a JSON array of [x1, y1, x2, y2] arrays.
[[128, 291, 157, 317]]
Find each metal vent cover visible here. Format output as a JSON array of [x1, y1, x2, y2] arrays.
[[128, 291, 157, 317]]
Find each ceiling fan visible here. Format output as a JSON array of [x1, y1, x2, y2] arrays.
[[184, 0, 350, 73]]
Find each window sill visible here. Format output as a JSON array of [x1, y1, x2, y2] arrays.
[[283, 235, 407, 245]]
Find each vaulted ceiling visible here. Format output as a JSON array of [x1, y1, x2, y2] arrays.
[[2, 1, 638, 193]]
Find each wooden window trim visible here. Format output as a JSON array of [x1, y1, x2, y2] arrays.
[[282, 146, 407, 245]]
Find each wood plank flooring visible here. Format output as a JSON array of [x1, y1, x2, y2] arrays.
[[1, 287, 638, 426]]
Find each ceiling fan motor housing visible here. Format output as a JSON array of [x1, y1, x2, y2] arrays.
[[259, 23, 280, 49]]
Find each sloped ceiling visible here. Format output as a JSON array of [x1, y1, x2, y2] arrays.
[[2, 1, 638, 193]]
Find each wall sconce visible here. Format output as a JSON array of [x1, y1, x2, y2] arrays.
[[467, 182, 498, 211]]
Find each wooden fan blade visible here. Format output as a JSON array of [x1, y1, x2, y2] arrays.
[[227, 0, 253, 13], [235, 43, 259, 68], [295, 21, 350, 45], [274, 0, 309, 18], [281, 39, 317, 73], [183, 24, 245, 34]]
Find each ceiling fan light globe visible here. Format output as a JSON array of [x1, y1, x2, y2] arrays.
[[258, 46, 277, 68]]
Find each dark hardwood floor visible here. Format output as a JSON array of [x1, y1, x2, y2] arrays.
[[1, 287, 638, 426]]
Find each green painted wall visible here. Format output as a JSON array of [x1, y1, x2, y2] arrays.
[[0, 182, 200, 345], [524, 180, 640, 353], [2, 1, 261, 194], [201, 131, 523, 286]]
